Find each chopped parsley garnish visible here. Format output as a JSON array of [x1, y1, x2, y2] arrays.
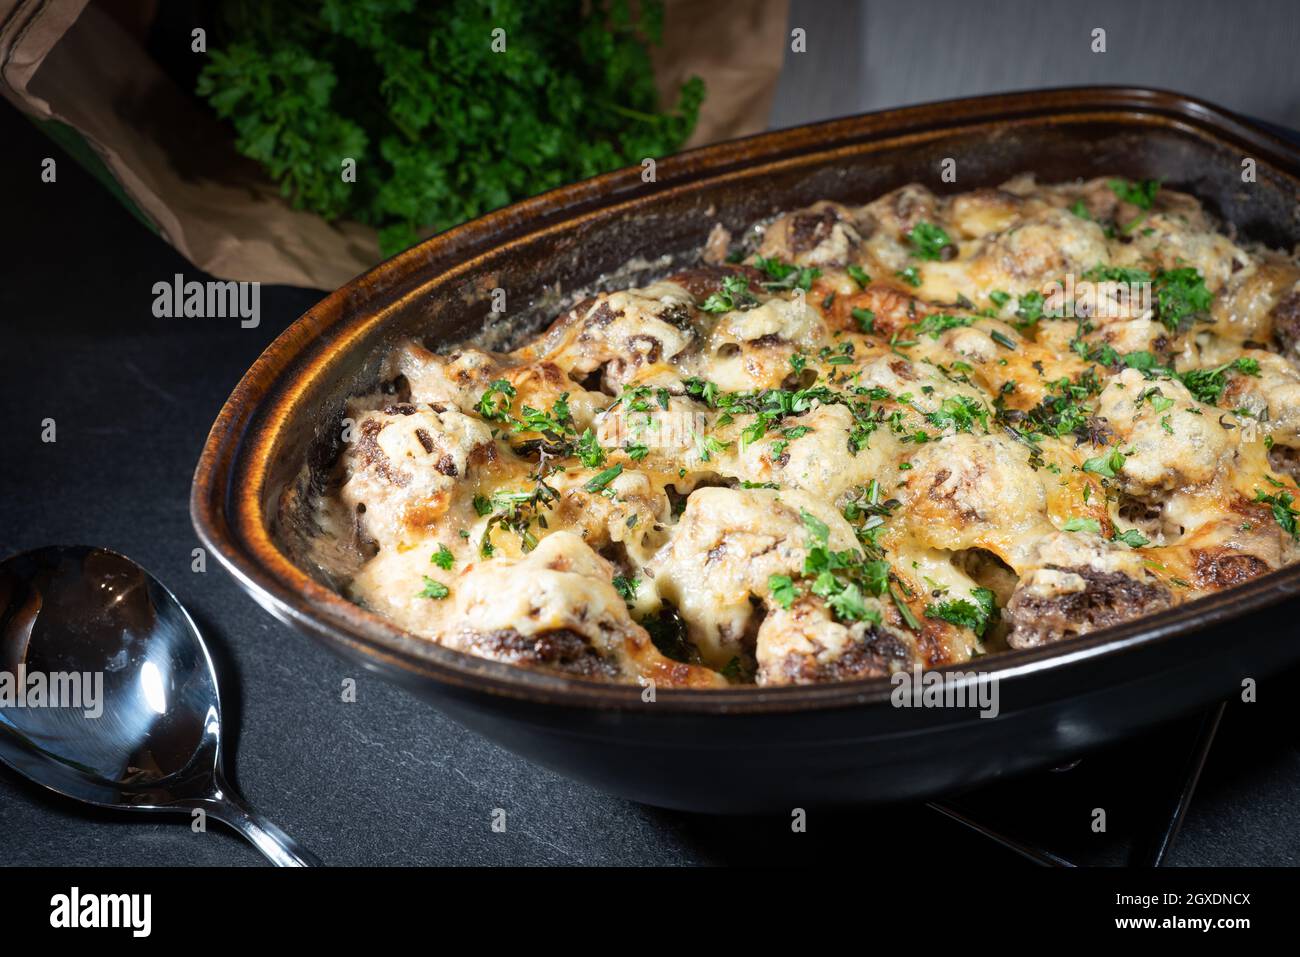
[[896, 266, 922, 288], [823, 341, 856, 365], [512, 393, 573, 436], [907, 221, 952, 261], [1108, 178, 1161, 210], [611, 575, 640, 602], [771, 509, 889, 625], [575, 428, 606, 468], [700, 274, 758, 313], [694, 431, 731, 462], [768, 574, 799, 609], [683, 376, 883, 456], [1120, 350, 1165, 372], [476, 379, 517, 421], [431, 544, 455, 570], [914, 313, 972, 339], [1083, 264, 1152, 285], [1112, 528, 1150, 548], [1179, 357, 1260, 406], [1082, 449, 1126, 478], [1256, 488, 1300, 540], [753, 256, 821, 292], [1062, 516, 1102, 534], [1153, 267, 1212, 331], [926, 396, 989, 433], [828, 582, 872, 621], [1141, 389, 1175, 414], [989, 290, 1011, 308], [924, 586, 998, 637], [847, 264, 872, 288], [1008, 370, 1103, 444], [1015, 290, 1045, 326], [851, 307, 876, 333], [740, 418, 769, 450], [801, 509, 830, 543], [418, 576, 449, 600]]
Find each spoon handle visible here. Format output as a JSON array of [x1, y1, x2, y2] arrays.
[[206, 775, 323, 867]]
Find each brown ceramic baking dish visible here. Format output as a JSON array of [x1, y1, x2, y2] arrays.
[[192, 87, 1300, 812]]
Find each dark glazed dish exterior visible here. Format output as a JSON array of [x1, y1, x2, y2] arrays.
[[192, 88, 1300, 812]]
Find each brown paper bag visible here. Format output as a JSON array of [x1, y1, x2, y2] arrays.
[[0, 0, 788, 289]]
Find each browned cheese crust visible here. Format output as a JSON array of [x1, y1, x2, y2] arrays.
[[324, 175, 1300, 685]]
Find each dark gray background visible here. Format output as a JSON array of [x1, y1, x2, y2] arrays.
[[772, 0, 1300, 130], [3, 1, 1300, 867]]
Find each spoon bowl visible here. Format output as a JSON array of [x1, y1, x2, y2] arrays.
[[0, 546, 320, 866]]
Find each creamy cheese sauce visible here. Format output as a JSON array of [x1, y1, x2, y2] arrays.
[[323, 176, 1300, 686]]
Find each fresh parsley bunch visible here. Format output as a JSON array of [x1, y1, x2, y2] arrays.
[[196, 0, 704, 256]]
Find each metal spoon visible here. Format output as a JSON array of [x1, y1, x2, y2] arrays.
[[0, 545, 321, 866]]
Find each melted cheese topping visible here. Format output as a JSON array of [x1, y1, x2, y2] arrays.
[[328, 176, 1300, 686]]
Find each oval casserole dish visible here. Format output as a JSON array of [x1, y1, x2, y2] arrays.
[[192, 87, 1300, 811]]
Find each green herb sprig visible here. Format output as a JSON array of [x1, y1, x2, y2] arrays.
[[198, 0, 705, 256]]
